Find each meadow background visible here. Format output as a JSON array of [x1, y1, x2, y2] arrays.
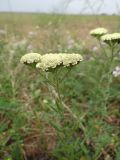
[[0, 9, 120, 160]]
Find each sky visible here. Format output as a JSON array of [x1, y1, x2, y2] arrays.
[[0, 0, 120, 15]]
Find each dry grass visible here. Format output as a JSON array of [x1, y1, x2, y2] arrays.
[[0, 13, 120, 50], [0, 13, 120, 160]]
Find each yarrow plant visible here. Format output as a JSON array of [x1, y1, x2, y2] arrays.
[[90, 27, 120, 112], [36, 53, 83, 71], [90, 27, 109, 58], [90, 27, 120, 46], [20, 53, 42, 64], [20, 53, 83, 71], [20, 52, 83, 117], [20, 53, 84, 152], [90, 27, 120, 58], [90, 27, 108, 39], [18, 28, 119, 160], [101, 33, 120, 45]]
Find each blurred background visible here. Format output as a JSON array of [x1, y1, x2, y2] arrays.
[[0, 0, 120, 52], [0, 1, 120, 160], [1, 0, 120, 15]]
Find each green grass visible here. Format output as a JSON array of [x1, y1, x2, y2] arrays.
[[0, 13, 120, 160]]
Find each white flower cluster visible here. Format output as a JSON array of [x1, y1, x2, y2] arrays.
[[113, 66, 120, 77], [101, 33, 120, 44], [90, 27, 120, 45], [36, 54, 62, 71], [20, 53, 83, 71], [20, 53, 41, 64], [61, 53, 83, 67], [36, 53, 83, 71], [90, 28, 108, 37]]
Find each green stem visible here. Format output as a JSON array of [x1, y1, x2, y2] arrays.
[[37, 69, 56, 87], [54, 71, 86, 132], [102, 45, 115, 109], [60, 68, 72, 81], [98, 40, 108, 58]]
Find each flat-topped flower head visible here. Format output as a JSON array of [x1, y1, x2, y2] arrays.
[[61, 53, 83, 67], [101, 33, 120, 45], [90, 28, 108, 39], [36, 53, 83, 71], [20, 53, 41, 65], [36, 53, 62, 71]]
